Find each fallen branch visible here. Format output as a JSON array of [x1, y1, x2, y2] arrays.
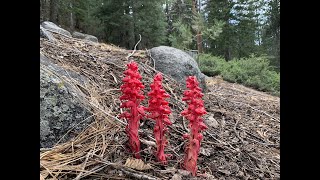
[[93, 155, 158, 180], [121, 168, 158, 180], [140, 139, 156, 147], [74, 151, 92, 180], [233, 118, 244, 144], [127, 34, 142, 60]]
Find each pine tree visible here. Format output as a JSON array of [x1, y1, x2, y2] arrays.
[[167, 0, 194, 49], [205, 0, 267, 60], [95, 0, 166, 49], [262, 0, 280, 70], [206, 0, 236, 60], [132, 0, 167, 49]]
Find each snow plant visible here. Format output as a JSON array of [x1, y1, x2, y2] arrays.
[[181, 76, 208, 176], [119, 62, 145, 159], [145, 73, 172, 164]]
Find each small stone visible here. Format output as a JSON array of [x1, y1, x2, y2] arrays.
[[178, 169, 191, 176], [171, 174, 182, 180], [206, 115, 219, 128]]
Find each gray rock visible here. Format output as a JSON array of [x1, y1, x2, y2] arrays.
[[41, 21, 72, 37], [149, 46, 206, 90], [72, 31, 98, 43], [40, 55, 93, 148], [40, 25, 56, 42]]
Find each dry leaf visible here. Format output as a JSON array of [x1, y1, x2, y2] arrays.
[[177, 169, 190, 176], [40, 174, 45, 180], [40, 171, 49, 179], [171, 174, 182, 180], [204, 173, 217, 180], [124, 158, 152, 170], [257, 130, 265, 138], [200, 147, 212, 157], [206, 115, 219, 128], [221, 118, 226, 128], [218, 169, 231, 175], [140, 139, 156, 147], [42, 153, 66, 160]]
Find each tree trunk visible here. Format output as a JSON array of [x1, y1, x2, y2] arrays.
[[40, 0, 43, 22], [70, 2, 74, 31], [192, 0, 202, 53], [165, 0, 171, 46], [225, 47, 231, 61], [50, 0, 59, 23], [41, 0, 49, 21]]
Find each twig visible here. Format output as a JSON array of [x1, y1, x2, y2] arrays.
[[182, 117, 189, 133], [172, 141, 185, 152], [240, 129, 279, 147], [247, 104, 280, 122], [89, 101, 127, 126], [205, 131, 238, 152], [121, 169, 158, 180], [74, 150, 92, 180], [246, 136, 279, 148], [40, 162, 58, 180], [92, 156, 158, 180], [168, 126, 184, 135], [233, 118, 244, 144], [140, 139, 156, 147], [127, 34, 142, 60], [146, 49, 155, 69], [229, 99, 279, 122], [55, 114, 95, 146], [74, 163, 110, 178], [103, 59, 125, 70], [40, 148, 53, 152]]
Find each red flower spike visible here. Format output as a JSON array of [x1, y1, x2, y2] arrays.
[[119, 61, 145, 159], [145, 73, 172, 165], [181, 76, 207, 176]]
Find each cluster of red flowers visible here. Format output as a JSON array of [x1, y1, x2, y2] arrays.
[[145, 73, 172, 164], [181, 76, 208, 176], [119, 62, 145, 159], [119, 61, 207, 176]]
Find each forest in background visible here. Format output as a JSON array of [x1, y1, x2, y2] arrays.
[[40, 0, 280, 95]]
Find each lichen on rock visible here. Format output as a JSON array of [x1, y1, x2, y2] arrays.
[[40, 56, 93, 148]]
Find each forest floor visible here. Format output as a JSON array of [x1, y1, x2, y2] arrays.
[[40, 32, 280, 180]]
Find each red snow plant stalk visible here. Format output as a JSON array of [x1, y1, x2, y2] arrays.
[[145, 73, 172, 164], [181, 76, 207, 176], [119, 61, 145, 159]]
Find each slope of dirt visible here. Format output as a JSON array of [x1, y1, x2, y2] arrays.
[[40, 33, 280, 180]]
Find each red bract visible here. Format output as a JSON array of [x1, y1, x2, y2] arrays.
[[119, 61, 145, 159], [181, 76, 207, 176], [145, 73, 172, 164]]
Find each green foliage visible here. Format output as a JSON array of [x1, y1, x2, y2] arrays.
[[199, 54, 280, 96], [202, 20, 225, 41], [168, 19, 193, 50], [192, 12, 224, 41], [167, 0, 194, 49], [198, 54, 226, 76], [95, 0, 166, 49], [205, 0, 267, 60], [262, 0, 280, 70], [132, 0, 167, 49]]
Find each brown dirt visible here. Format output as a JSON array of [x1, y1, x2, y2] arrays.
[[40, 33, 280, 180]]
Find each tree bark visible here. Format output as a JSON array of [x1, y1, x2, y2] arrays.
[[70, 2, 74, 31], [192, 0, 202, 53], [50, 0, 59, 23]]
